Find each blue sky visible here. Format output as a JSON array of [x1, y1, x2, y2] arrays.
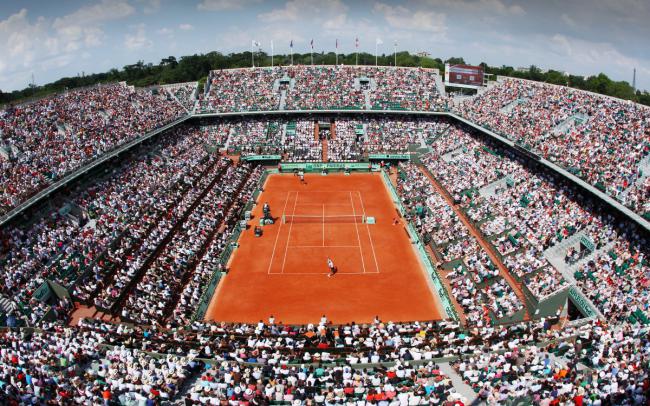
[[1, 0, 649, 92]]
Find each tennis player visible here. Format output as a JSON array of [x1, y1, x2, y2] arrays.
[[327, 257, 337, 277]]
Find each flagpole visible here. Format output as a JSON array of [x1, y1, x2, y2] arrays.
[[394, 41, 397, 67], [335, 41, 338, 66], [251, 41, 254, 67], [271, 40, 274, 67], [355, 38, 358, 66], [375, 42, 378, 67]]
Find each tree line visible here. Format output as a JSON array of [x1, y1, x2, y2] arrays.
[[1, 51, 648, 107]]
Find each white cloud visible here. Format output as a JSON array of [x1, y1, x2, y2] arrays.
[[424, 0, 524, 16], [323, 14, 347, 31], [139, 0, 162, 14], [124, 24, 153, 50], [547, 34, 647, 74], [0, 9, 46, 59], [157, 27, 174, 36], [374, 3, 447, 34], [198, 0, 260, 11], [53, 0, 134, 29], [179, 23, 194, 31], [561, 13, 579, 29], [47, 0, 134, 53], [259, 0, 348, 22]]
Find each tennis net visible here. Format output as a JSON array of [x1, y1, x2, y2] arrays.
[[282, 214, 365, 224]]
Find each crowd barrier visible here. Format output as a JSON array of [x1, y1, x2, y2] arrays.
[[279, 162, 379, 172]]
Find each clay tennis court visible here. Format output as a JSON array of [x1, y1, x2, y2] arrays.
[[205, 172, 443, 324]]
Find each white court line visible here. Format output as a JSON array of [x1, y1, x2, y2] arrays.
[[358, 191, 380, 274], [266, 192, 291, 274], [322, 204, 325, 247], [272, 272, 372, 275], [293, 203, 352, 206], [267, 191, 292, 274], [288, 245, 361, 248], [280, 191, 300, 274], [289, 190, 363, 193], [349, 191, 367, 274]]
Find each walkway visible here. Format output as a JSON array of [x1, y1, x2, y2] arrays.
[[439, 362, 478, 404], [322, 139, 328, 162]]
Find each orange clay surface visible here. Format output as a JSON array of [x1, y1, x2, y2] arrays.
[[205, 173, 442, 324]]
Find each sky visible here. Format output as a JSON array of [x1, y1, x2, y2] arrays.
[[1, 0, 649, 92]]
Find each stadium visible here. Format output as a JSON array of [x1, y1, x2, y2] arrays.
[[1, 2, 649, 405]]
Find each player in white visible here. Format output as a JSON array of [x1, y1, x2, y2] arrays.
[[327, 257, 337, 277]]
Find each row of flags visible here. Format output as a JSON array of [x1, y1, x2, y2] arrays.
[[252, 38, 394, 50]]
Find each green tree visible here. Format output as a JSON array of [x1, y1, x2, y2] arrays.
[[545, 70, 568, 86], [1, 50, 648, 107], [568, 75, 585, 89], [585, 73, 607, 94], [444, 57, 466, 65], [160, 56, 178, 68]]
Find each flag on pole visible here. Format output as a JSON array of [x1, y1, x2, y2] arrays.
[[310, 39, 314, 49], [252, 40, 260, 47], [290, 39, 293, 48], [336, 39, 338, 49], [376, 38, 383, 45], [355, 37, 359, 48]]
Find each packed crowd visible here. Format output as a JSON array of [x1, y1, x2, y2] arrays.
[[120, 162, 257, 325], [365, 118, 439, 153], [199, 119, 285, 156], [197, 66, 447, 114], [162, 82, 199, 112], [1, 126, 215, 325], [205, 117, 454, 160], [397, 162, 524, 325], [285, 66, 365, 110], [2, 309, 647, 404], [172, 166, 263, 325], [2, 70, 650, 404], [422, 132, 520, 197], [0, 126, 266, 329], [421, 123, 578, 303], [455, 78, 650, 217], [286, 120, 322, 162], [199, 68, 282, 113], [453, 321, 650, 405], [0, 83, 186, 216], [328, 119, 364, 162], [420, 120, 649, 323], [361, 66, 447, 111]]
